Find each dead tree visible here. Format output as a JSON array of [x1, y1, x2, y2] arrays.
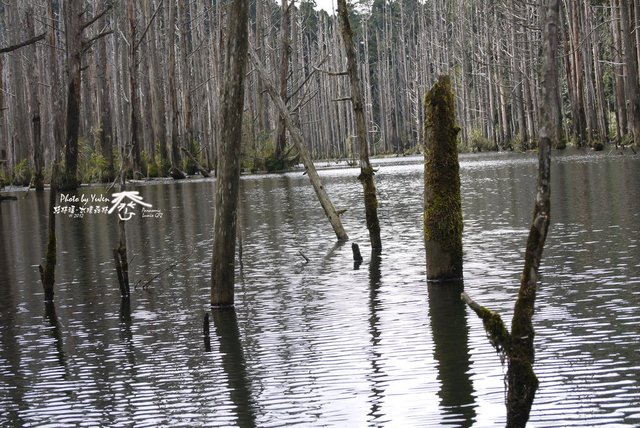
[[211, 0, 250, 307], [461, 1, 557, 425], [337, 0, 382, 250], [423, 76, 463, 281], [248, 47, 349, 242]]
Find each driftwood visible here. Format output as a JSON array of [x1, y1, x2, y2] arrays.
[[0, 194, 18, 201], [169, 167, 186, 180], [180, 147, 210, 177]]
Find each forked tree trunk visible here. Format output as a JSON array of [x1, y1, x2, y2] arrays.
[[211, 0, 250, 307], [337, 0, 382, 250], [423, 76, 463, 281], [248, 47, 349, 242], [461, 1, 556, 426]]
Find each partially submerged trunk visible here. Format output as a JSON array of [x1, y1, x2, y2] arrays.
[[337, 0, 381, 250], [461, 1, 557, 425], [248, 47, 349, 242], [423, 76, 463, 281], [211, 0, 250, 307]]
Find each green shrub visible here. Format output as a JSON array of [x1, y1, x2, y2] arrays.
[[12, 158, 32, 186]]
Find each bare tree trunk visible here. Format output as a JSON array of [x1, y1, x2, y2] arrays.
[[273, 0, 291, 164], [618, 0, 640, 146], [337, 0, 381, 250], [97, 15, 115, 183], [128, 1, 142, 175], [24, 5, 43, 191], [167, 0, 182, 172], [249, 47, 349, 242], [211, 0, 250, 307], [144, 0, 168, 175], [60, 0, 82, 190]]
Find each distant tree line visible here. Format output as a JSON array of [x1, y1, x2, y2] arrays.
[[0, 0, 638, 187]]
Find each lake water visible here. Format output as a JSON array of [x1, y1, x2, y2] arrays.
[[1, 150, 639, 427]]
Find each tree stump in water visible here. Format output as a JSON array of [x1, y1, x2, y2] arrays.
[[423, 75, 463, 281]]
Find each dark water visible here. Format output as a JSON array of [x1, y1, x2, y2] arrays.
[[1, 150, 639, 427]]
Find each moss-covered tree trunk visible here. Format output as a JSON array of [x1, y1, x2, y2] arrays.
[[211, 0, 249, 307], [423, 75, 463, 281], [461, 1, 556, 425], [337, 0, 381, 250]]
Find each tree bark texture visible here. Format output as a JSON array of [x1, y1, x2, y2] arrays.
[[337, 0, 382, 250], [423, 75, 463, 281], [60, 0, 82, 191], [211, 0, 249, 307]]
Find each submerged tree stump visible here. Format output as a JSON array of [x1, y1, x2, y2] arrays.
[[423, 75, 463, 281]]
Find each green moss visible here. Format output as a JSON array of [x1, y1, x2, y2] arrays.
[[423, 75, 463, 278]]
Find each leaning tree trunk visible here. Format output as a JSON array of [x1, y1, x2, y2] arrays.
[[248, 47, 349, 242], [39, 162, 58, 302], [211, 0, 249, 307], [337, 0, 382, 250], [461, 1, 556, 425], [423, 76, 463, 281]]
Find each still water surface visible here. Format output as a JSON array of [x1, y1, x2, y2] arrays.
[[1, 150, 639, 426]]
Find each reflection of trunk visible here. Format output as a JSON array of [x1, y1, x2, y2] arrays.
[[423, 76, 463, 281], [249, 48, 349, 242], [428, 281, 475, 426], [113, 173, 130, 298], [211, 309, 256, 426], [211, 0, 249, 307], [337, 0, 381, 249]]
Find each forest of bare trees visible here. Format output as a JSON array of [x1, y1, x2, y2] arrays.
[[1, 0, 639, 188]]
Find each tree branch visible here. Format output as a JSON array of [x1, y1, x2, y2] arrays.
[[134, 0, 164, 51], [461, 292, 511, 355], [81, 3, 112, 32], [0, 32, 45, 54], [82, 28, 113, 52]]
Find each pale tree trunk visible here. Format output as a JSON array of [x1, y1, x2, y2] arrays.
[[144, 0, 168, 175], [211, 0, 249, 307], [337, 0, 381, 250], [249, 47, 349, 242], [618, 0, 640, 146], [167, 0, 183, 172], [462, 1, 556, 425], [274, 0, 291, 164]]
